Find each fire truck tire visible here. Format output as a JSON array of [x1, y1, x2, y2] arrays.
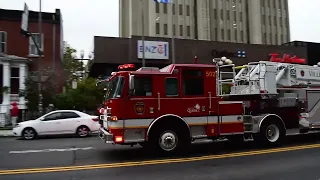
[[148, 126, 190, 154], [254, 120, 285, 146]]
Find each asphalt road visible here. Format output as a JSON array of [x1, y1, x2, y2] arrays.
[[1, 134, 320, 180]]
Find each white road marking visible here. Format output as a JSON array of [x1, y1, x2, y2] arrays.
[[9, 147, 96, 154]]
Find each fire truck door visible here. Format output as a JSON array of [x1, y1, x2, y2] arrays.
[[127, 76, 158, 123], [306, 90, 320, 127]]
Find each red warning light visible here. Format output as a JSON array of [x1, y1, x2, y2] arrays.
[[118, 64, 135, 70]]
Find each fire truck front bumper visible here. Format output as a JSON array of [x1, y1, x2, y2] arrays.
[[99, 128, 114, 144]]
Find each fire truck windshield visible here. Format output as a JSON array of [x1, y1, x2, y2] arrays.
[[104, 76, 124, 100]]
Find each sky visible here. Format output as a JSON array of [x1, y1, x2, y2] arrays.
[[0, 0, 320, 58]]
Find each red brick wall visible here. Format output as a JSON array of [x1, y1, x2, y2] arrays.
[[0, 19, 64, 93]]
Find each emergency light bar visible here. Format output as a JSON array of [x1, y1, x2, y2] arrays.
[[118, 64, 135, 70]]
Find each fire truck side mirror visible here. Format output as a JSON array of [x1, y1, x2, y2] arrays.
[[129, 75, 135, 96]]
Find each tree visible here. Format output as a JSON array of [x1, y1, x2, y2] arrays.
[[24, 67, 56, 118], [62, 42, 84, 86], [55, 77, 104, 111]]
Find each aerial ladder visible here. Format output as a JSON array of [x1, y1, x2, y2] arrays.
[[216, 53, 320, 134]]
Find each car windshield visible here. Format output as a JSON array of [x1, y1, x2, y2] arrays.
[[104, 76, 124, 100]]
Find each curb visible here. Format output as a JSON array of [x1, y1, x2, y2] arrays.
[[0, 134, 15, 137], [0, 132, 99, 138]]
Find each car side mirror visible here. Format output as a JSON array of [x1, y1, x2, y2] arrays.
[[39, 117, 45, 121]]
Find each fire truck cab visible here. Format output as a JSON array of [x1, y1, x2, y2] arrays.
[[98, 62, 288, 154]]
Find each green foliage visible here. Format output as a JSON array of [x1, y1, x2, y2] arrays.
[[24, 69, 56, 113], [62, 42, 84, 86], [55, 77, 104, 111]]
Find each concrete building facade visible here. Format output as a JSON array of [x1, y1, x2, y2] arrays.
[[119, 0, 290, 45]]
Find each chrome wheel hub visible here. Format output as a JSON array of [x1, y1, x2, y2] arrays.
[[265, 124, 280, 142], [159, 131, 178, 151]]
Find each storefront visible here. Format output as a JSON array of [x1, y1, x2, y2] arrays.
[[89, 36, 307, 78]]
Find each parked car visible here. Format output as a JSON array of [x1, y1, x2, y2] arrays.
[[12, 110, 100, 140]]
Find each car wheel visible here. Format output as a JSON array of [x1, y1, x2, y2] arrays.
[[76, 126, 90, 137], [22, 128, 37, 140]]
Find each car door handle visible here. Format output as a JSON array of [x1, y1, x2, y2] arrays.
[[55, 122, 60, 124]]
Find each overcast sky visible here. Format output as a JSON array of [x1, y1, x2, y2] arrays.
[[1, 0, 319, 58]]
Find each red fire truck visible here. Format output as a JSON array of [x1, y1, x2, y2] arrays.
[[98, 56, 320, 154]]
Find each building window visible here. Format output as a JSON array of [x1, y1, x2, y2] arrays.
[[235, 30, 238, 41], [172, 4, 175, 15], [165, 78, 178, 96], [182, 70, 204, 96], [186, 5, 190, 16], [215, 28, 218, 40], [133, 76, 153, 96], [275, 35, 278, 45], [268, 16, 271, 25], [261, 15, 265, 24], [241, 31, 244, 42], [263, 33, 267, 44], [179, 4, 183, 15], [173, 25, 176, 36], [274, 16, 277, 26], [156, 3, 160, 13], [233, 11, 236, 21], [10, 67, 19, 94], [221, 29, 224, 40], [214, 9, 217, 19], [29, 33, 44, 56], [240, 12, 243, 22], [0, 32, 6, 53], [179, 25, 183, 36], [164, 24, 168, 35], [163, 3, 167, 14], [227, 30, 231, 41], [156, 23, 160, 34], [226, 10, 230, 20], [220, 9, 224, 19], [187, 26, 191, 37]]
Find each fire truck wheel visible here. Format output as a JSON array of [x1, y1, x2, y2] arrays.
[[255, 121, 285, 146], [149, 127, 190, 154]]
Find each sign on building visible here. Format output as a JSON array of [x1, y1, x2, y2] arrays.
[[137, 40, 169, 60]]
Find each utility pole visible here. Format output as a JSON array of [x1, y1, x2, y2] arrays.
[[38, 0, 43, 115], [141, 0, 146, 67]]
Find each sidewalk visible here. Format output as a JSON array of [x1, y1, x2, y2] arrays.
[[0, 129, 14, 137]]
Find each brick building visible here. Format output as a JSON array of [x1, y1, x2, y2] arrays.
[[0, 8, 64, 123], [89, 36, 307, 78]]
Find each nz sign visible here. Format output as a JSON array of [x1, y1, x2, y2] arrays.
[[137, 40, 169, 60]]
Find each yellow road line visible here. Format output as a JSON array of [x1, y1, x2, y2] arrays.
[[1, 143, 320, 175]]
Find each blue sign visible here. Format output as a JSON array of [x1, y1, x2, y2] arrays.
[[237, 50, 246, 58], [138, 40, 169, 59], [154, 0, 170, 3]]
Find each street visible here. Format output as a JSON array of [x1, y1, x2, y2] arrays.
[[1, 134, 320, 180]]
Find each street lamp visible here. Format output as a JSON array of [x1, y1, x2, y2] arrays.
[[73, 50, 92, 79]]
